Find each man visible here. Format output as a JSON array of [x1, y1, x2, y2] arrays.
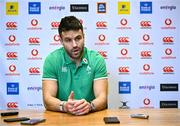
[[42, 16, 108, 115]]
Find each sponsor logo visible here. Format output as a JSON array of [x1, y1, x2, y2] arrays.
[[28, 49, 42, 60], [163, 66, 174, 74], [27, 103, 43, 107], [139, 85, 155, 91], [95, 34, 109, 45], [140, 21, 151, 29], [7, 82, 19, 95], [139, 64, 154, 75], [5, 35, 20, 46], [139, 34, 153, 45], [7, 102, 18, 109], [118, 37, 129, 45], [160, 84, 178, 91], [160, 5, 176, 11], [96, 21, 107, 29], [6, 22, 17, 30], [28, 2, 41, 14], [6, 52, 18, 60], [27, 19, 42, 30], [162, 48, 176, 59], [97, 2, 106, 14], [144, 98, 150, 105], [70, 4, 88, 12], [140, 98, 154, 108], [119, 81, 131, 94], [27, 86, 42, 92], [117, 18, 132, 29], [29, 37, 40, 45], [118, 2, 130, 14], [49, 5, 65, 11], [117, 48, 132, 59], [161, 18, 176, 29], [5, 64, 20, 76], [29, 67, 41, 75], [163, 37, 174, 45], [119, 101, 130, 109], [140, 2, 152, 14], [118, 67, 130, 74], [50, 34, 61, 46], [160, 101, 178, 108], [98, 51, 108, 59], [140, 51, 152, 59], [51, 21, 60, 29], [6, 2, 18, 15]]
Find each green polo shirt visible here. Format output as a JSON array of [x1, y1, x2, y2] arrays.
[[42, 47, 107, 102]]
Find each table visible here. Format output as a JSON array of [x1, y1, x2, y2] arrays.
[[1, 109, 180, 126]]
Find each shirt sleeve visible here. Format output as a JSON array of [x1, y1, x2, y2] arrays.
[[94, 53, 108, 80], [42, 54, 57, 80]]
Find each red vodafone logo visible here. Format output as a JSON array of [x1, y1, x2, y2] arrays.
[[165, 48, 172, 55], [9, 35, 16, 42], [9, 65, 16, 72], [54, 34, 61, 42], [120, 18, 128, 26], [143, 64, 150, 71], [99, 34, 106, 41], [143, 34, 150, 41], [31, 49, 39, 56], [165, 18, 172, 26], [121, 48, 128, 56], [144, 98, 150, 105], [31, 19, 38, 26]]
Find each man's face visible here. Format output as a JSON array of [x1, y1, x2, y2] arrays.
[[61, 29, 84, 60]]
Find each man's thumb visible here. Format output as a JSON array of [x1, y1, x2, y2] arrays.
[[68, 91, 74, 100]]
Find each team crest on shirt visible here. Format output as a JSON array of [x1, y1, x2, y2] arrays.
[[86, 65, 91, 74], [83, 58, 88, 64], [61, 66, 67, 72]]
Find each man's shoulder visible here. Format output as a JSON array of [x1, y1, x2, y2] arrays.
[[47, 48, 64, 58], [44, 48, 65, 64], [86, 48, 104, 63]]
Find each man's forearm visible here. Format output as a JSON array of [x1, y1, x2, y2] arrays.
[[43, 96, 62, 112], [91, 95, 107, 111]]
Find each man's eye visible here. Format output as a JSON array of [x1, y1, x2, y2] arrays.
[[75, 37, 82, 41], [65, 39, 71, 42]]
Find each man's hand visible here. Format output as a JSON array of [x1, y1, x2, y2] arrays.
[[64, 91, 91, 115], [71, 99, 91, 115]]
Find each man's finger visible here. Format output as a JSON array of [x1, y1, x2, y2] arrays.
[[68, 91, 74, 100]]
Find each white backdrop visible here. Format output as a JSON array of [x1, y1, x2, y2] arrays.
[[0, 0, 179, 110]]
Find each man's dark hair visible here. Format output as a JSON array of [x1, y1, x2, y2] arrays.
[[58, 16, 83, 37]]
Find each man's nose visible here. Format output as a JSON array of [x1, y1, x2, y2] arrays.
[[72, 39, 78, 47]]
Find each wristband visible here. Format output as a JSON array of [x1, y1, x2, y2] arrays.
[[59, 101, 65, 112], [90, 102, 96, 112]]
